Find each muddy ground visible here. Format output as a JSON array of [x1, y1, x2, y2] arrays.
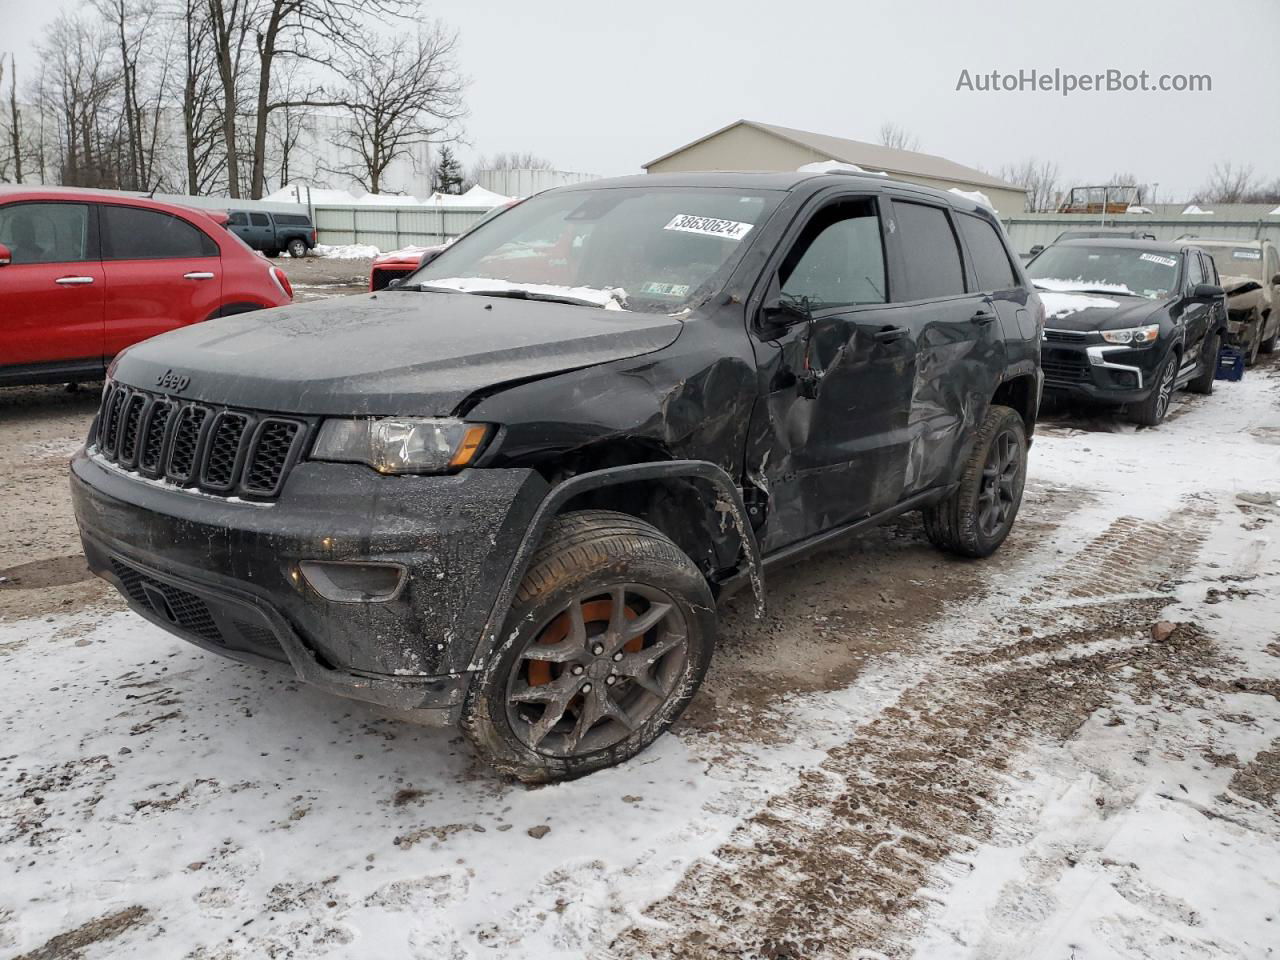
[[1, 285, 1277, 958]]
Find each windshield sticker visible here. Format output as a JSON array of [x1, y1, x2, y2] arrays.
[[664, 214, 754, 241], [1139, 253, 1177, 268], [641, 281, 691, 298], [1232, 250, 1262, 260]]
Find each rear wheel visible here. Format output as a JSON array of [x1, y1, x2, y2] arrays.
[[923, 404, 1027, 558], [1130, 350, 1177, 426], [461, 510, 716, 782], [1188, 330, 1219, 395], [286, 238, 308, 258]]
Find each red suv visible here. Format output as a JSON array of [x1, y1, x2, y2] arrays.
[[0, 187, 292, 387]]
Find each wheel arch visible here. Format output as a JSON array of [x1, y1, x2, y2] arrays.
[[468, 459, 764, 673], [991, 373, 1039, 437]]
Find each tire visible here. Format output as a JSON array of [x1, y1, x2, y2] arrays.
[[1260, 313, 1277, 354], [1187, 331, 1219, 395], [461, 509, 716, 783], [1245, 315, 1262, 367], [286, 238, 308, 258], [923, 404, 1027, 559], [1129, 350, 1178, 426]]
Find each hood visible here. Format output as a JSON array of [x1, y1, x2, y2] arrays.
[[1221, 274, 1263, 299], [1037, 290, 1164, 333], [112, 291, 684, 416]]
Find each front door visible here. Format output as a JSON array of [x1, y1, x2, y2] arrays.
[[746, 195, 917, 552], [0, 200, 105, 376], [99, 203, 224, 358]]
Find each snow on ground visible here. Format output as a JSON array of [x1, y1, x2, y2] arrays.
[[313, 243, 382, 259], [2, 362, 1278, 958]]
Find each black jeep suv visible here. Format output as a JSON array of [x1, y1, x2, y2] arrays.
[[71, 172, 1042, 781], [1027, 239, 1227, 425]]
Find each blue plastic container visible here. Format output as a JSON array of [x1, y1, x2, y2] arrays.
[[1216, 345, 1245, 381]]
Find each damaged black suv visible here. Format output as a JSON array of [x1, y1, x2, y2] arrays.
[[71, 172, 1042, 781]]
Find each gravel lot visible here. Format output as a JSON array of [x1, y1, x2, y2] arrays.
[[2, 276, 1278, 959]]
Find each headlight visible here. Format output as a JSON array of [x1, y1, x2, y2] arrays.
[[311, 418, 490, 474], [1100, 324, 1159, 345]]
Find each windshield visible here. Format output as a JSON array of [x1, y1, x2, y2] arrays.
[[1027, 245, 1180, 299], [404, 186, 783, 313], [1203, 246, 1263, 280]]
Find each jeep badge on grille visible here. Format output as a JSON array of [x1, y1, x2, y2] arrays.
[[156, 369, 191, 392]]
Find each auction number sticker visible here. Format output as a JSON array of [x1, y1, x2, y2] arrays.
[[641, 281, 692, 297], [1139, 253, 1177, 268], [1232, 249, 1262, 260], [664, 214, 754, 240]]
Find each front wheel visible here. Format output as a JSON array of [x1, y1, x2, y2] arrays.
[[923, 404, 1027, 558], [1130, 350, 1178, 426], [461, 510, 716, 783], [1187, 331, 1219, 395], [286, 238, 308, 258]]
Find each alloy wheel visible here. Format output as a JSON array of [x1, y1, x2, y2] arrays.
[[977, 428, 1021, 538], [1155, 356, 1177, 421], [505, 585, 690, 758]]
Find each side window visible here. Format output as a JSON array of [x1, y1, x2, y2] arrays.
[[957, 213, 1017, 291], [1202, 253, 1218, 285], [0, 202, 92, 264], [249, 212, 271, 227], [778, 198, 887, 310], [102, 205, 218, 260], [891, 201, 966, 300], [1185, 251, 1205, 291], [228, 212, 248, 226]]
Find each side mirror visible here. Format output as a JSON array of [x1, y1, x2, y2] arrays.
[[1191, 283, 1224, 300], [0, 242, 10, 266], [1029, 244, 1044, 257], [760, 295, 812, 336]]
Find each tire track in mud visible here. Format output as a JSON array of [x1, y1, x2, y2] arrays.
[[605, 502, 1219, 959]]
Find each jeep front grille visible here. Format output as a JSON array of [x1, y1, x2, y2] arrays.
[[94, 383, 309, 501]]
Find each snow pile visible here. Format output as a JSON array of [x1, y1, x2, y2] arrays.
[[948, 187, 994, 210], [1038, 290, 1119, 319], [354, 193, 422, 206], [423, 276, 627, 309], [798, 160, 888, 177], [262, 184, 357, 205], [1269, 205, 1280, 216], [1122, 205, 1153, 214], [1182, 204, 1213, 215], [313, 242, 380, 259]]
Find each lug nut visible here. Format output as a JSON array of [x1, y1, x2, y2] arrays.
[[581, 682, 592, 693], [612, 652, 624, 662], [592, 643, 605, 656], [571, 665, 584, 676], [605, 675, 617, 686]]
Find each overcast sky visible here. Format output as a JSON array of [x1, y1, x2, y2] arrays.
[[3, 0, 1277, 200]]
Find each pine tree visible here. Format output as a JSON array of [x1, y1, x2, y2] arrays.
[[434, 145, 464, 194]]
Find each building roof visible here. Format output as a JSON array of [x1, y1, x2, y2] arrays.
[[643, 120, 1024, 194]]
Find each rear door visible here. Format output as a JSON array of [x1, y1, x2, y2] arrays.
[[747, 193, 918, 550], [1178, 251, 1211, 369], [226, 211, 254, 246], [100, 203, 223, 358], [0, 200, 105, 374], [888, 198, 1004, 497]]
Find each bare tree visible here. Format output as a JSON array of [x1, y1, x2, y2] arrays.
[[0, 54, 24, 182], [328, 27, 465, 194], [1195, 162, 1257, 204], [997, 158, 1060, 213], [878, 121, 919, 152], [476, 151, 554, 171], [181, 0, 225, 194]]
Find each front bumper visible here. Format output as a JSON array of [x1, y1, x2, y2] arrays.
[[1040, 334, 1163, 404], [71, 450, 549, 722]]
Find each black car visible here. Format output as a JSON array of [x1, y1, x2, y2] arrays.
[[1027, 239, 1227, 425], [71, 171, 1042, 781], [1025, 228, 1158, 259], [226, 209, 316, 258]]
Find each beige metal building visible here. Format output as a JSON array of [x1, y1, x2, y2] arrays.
[[644, 120, 1027, 214]]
